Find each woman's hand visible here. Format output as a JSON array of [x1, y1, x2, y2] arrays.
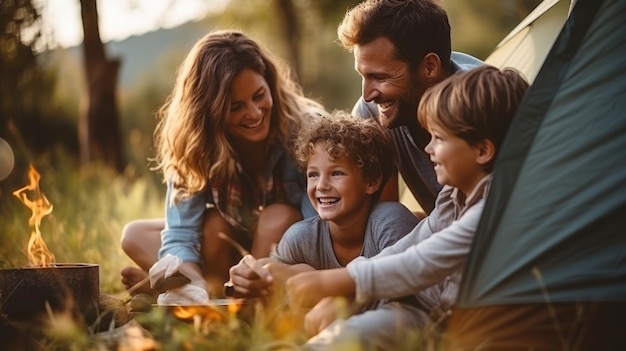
[[286, 268, 356, 308], [178, 261, 206, 288]]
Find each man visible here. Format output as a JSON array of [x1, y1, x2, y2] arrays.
[[339, 0, 482, 214]]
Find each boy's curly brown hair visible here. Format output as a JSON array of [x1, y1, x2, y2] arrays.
[[294, 110, 395, 201]]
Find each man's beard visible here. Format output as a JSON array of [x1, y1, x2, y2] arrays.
[[380, 98, 419, 129]]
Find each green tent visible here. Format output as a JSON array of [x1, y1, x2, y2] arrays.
[[444, 0, 626, 349], [484, 0, 571, 84]]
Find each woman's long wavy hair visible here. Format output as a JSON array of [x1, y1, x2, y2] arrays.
[[154, 30, 324, 202]]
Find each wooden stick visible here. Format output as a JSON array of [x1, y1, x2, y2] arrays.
[[218, 232, 257, 298], [217, 232, 250, 257], [126, 275, 150, 296], [123, 275, 151, 303], [124, 272, 192, 302]]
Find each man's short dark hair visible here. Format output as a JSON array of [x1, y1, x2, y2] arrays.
[[338, 0, 452, 71]]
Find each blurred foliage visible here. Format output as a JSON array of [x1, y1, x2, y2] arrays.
[[216, 0, 364, 111], [444, 0, 542, 59], [0, 0, 78, 159], [1, 0, 41, 137], [0, 0, 542, 293]]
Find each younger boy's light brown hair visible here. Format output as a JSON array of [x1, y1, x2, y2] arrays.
[[294, 111, 395, 201], [418, 65, 529, 173]]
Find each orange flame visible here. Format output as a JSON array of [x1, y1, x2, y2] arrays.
[[12, 164, 56, 267], [171, 305, 225, 322], [169, 300, 243, 323]]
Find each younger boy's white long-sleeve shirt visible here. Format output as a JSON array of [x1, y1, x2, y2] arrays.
[[346, 174, 493, 321]]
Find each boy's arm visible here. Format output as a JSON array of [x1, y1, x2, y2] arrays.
[[348, 200, 485, 303], [286, 268, 355, 308], [228, 258, 316, 298], [282, 198, 445, 307], [264, 261, 315, 286]]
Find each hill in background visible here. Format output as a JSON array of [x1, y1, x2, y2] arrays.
[[55, 18, 213, 89]]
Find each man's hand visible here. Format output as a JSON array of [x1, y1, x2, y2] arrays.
[[227, 255, 274, 298]]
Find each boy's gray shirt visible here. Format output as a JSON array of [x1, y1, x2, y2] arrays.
[[270, 202, 419, 269], [346, 174, 493, 321], [352, 52, 483, 213]]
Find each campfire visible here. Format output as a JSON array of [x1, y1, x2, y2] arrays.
[[13, 164, 56, 267], [0, 165, 99, 324]]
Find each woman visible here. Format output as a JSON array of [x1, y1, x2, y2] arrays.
[[121, 30, 326, 297]]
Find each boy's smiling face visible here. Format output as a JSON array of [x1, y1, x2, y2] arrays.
[[424, 123, 490, 196], [306, 143, 379, 223]]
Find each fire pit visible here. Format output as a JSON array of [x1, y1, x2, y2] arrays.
[[0, 263, 99, 323]]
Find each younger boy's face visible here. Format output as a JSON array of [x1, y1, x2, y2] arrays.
[[305, 144, 378, 223], [424, 122, 488, 196]]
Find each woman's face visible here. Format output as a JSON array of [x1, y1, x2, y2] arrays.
[[225, 68, 273, 144]]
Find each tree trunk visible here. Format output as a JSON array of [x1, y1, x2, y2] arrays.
[[79, 0, 125, 172], [275, 0, 301, 81]]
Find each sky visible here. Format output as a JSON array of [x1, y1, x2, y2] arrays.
[[42, 0, 229, 48]]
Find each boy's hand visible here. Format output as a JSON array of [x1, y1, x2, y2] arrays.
[[304, 296, 352, 335], [264, 262, 315, 285], [286, 268, 356, 308], [227, 255, 274, 298], [286, 270, 323, 307]]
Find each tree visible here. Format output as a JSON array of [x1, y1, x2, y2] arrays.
[[273, 0, 360, 81], [0, 0, 43, 140], [274, 0, 301, 80], [79, 0, 125, 172]]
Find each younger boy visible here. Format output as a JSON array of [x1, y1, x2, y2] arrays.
[[226, 112, 419, 300], [286, 65, 530, 350]]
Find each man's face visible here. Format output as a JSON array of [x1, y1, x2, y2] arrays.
[[354, 36, 424, 129]]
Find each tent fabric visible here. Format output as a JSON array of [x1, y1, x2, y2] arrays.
[[456, 0, 626, 308], [485, 0, 570, 84]]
